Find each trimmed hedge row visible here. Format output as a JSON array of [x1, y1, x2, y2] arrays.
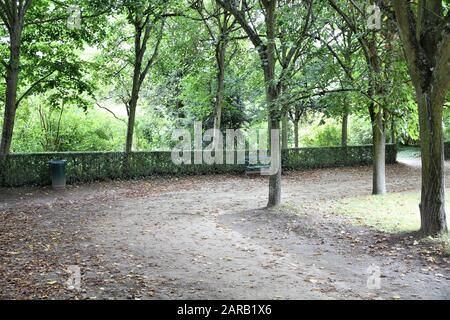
[[0, 145, 397, 187], [284, 145, 397, 170]]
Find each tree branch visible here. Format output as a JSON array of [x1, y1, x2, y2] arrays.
[[216, 0, 263, 49], [139, 19, 165, 86], [95, 101, 127, 124], [16, 69, 56, 108], [431, 27, 450, 105], [328, 0, 370, 60], [392, 0, 421, 88]]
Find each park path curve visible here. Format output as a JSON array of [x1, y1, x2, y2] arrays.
[[0, 159, 449, 299]]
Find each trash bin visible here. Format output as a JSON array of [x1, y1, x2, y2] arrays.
[[49, 160, 67, 190]]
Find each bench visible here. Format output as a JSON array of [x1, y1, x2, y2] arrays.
[[245, 155, 271, 175]]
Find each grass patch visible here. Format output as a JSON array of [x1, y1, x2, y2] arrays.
[[336, 192, 423, 233], [334, 191, 450, 252]]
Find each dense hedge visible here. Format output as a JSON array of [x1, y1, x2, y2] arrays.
[[284, 145, 397, 170], [0, 145, 397, 187], [446, 142, 450, 160]]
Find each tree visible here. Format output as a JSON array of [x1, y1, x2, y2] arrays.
[[0, 0, 109, 154], [288, 100, 317, 148], [392, 1, 449, 236], [328, 0, 391, 195], [216, 0, 315, 207], [216, 0, 283, 207], [192, 0, 239, 131], [0, 0, 33, 154], [120, 0, 167, 154], [315, 23, 358, 148], [277, 0, 313, 150]]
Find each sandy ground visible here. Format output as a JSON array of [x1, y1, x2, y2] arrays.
[[0, 159, 449, 300]]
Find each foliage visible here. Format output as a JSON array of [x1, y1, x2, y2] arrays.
[[298, 117, 373, 147], [300, 121, 341, 147], [0, 0, 445, 161], [444, 109, 450, 141], [0, 0, 109, 105], [11, 98, 126, 153], [0, 144, 397, 187]]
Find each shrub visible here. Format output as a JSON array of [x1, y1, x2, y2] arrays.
[[0, 145, 398, 187]]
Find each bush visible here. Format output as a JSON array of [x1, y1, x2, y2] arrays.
[[0, 145, 398, 187], [300, 121, 341, 147], [349, 117, 373, 145], [11, 105, 126, 153], [300, 117, 374, 147]]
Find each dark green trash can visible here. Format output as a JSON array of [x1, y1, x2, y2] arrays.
[[49, 160, 67, 190]]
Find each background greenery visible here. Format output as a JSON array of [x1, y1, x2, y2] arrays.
[[0, 1, 448, 154]]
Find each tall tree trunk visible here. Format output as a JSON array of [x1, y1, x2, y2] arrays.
[[124, 70, 140, 176], [418, 91, 447, 235], [263, 0, 281, 208], [328, 0, 387, 195], [390, 117, 396, 144], [281, 113, 288, 149], [367, 36, 386, 195], [123, 15, 164, 153], [216, 0, 281, 208], [124, 92, 139, 176], [213, 38, 226, 131], [294, 119, 299, 149], [125, 83, 140, 153], [342, 37, 352, 149], [125, 26, 144, 154], [1, 69, 19, 155], [341, 106, 349, 148], [372, 107, 386, 195], [268, 118, 282, 207], [391, 0, 449, 236], [0, 24, 21, 155], [125, 95, 139, 153]]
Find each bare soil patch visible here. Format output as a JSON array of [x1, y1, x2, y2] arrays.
[[1, 161, 449, 300]]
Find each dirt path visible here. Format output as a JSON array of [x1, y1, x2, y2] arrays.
[[1, 161, 449, 300]]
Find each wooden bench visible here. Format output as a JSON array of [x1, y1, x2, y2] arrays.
[[245, 155, 271, 175]]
